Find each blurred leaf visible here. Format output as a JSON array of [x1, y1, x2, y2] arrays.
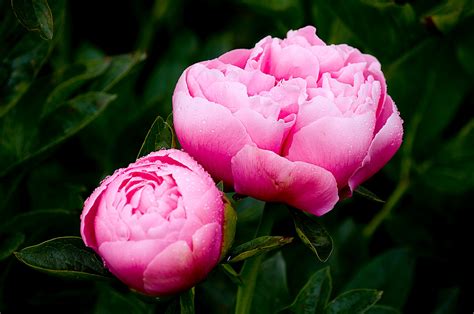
[[325, 289, 382, 314], [420, 120, 474, 194], [137, 114, 175, 158], [354, 186, 385, 203], [14, 236, 112, 280], [94, 284, 152, 314], [313, 0, 418, 60], [386, 39, 469, 157], [432, 287, 460, 314], [0, 232, 25, 261], [343, 248, 415, 308], [89, 52, 146, 92], [227, 236, 293, 263], [286, 266, 332, 314], [251, 252, 290, 314], [11, 0, 54, 40], [221, 195, 237, 260], [179, 288, 195, 314], [42, 59, 110, 116], [240, 0, 297, 11], [423, 0, 474, 33], [290, 208, 333, 262], [219, 264, 243, 285], [457, 26, 474, 76], [0, 92, 116, 175], [366, 305, 400, 314], [0, 209, 75, 233]]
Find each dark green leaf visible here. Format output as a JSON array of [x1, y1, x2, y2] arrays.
[[423, 0, 474, 34], [251, 252, 290, 314], [286, 266, 332, 314], [42, 59, 110, 116], [354, 186, 385, 203], [343, 248, 415, 308], [14, 236, 112, 280], [227, 236, 293, 263], [137, 115, 175, 158], [290, 208, 333, 262], [11, 0, 54, 40], [366, 305, 400, 314], [179, 288, 195, 314], [0, 209, 75, 233], [89, 52, 146, 92], [432, 287, 460, 314], [420, 120, 474, 194], [219, 263, 243, 285], [94, 284, 152, 314], [325, 289, 382, 314], [0, 233, 25, 261], [0, 92, 116, 175]]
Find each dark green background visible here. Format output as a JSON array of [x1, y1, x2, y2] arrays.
[[1, 0, 473, 313]]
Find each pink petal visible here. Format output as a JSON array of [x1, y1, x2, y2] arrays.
[[98, 239, 171, 292], [349, 101, 403, 191], [270, 45, 320, 81], [231, 146, 339, 216], [218, 49, 251, 68], [143, 240, 195, 296], [286, 111, 376, 187], [285, 26, 325, 46], [191, 223, 222, 275], [173, 92, 254, 185]]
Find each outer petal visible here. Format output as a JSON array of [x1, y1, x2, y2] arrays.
[[218, 49, 251, 68], [232, 145, 338, 216], [173, 92, 254, 185], [191, 223, 222, 276], [143, 240, 195, 296], [98, 240, 171, 292], [348, 101, 403, 191], [286, 111, 375, 187]]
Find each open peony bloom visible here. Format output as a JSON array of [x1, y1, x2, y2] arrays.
[[173, 26, 403, 216], [80, 150, 231, 296]]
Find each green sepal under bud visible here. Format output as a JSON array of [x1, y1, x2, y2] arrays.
[[219, 195, 237, 261]]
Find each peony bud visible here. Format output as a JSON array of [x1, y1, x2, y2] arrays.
[[80, 149, 234, 296]]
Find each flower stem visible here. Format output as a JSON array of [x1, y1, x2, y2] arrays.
[[235, 203, 275, 314]]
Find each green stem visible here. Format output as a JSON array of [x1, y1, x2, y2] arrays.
[[235, 203, 275, 314]]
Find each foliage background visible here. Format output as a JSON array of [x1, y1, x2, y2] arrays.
[[1, 0, 473, 313]]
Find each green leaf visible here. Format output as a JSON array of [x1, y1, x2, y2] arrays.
[[14, 236, 112, 280], [42, 59, 110, 116], [11, 0, 54, 40], [423, 0, 474, 34], [343, 248, 415, 308], [420, 120, 474, 194], [137, 115, 175, 158], [0, 233, 25, 261], [94, 284, 152, 314], [354, 186, 385, 203], [179, 288, 195, 314], [365, 305, 400, 314], [0, 209, 75, 233], [220, 195, 237, 261], [0, 92, 116, 175], [227, 236, 293, 263], [286, 266, 332, 314], [89, 52, 146, 92], [432, 287, 460, 314], [325, 289, 382, 314], [219, 263, 243, 285], [251, 252, 290, 314], [290, 208, 333, 262]]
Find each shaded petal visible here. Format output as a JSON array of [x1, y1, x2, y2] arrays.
[[218, 49, 251, 68], [286, 112, 375, 187], [191, 223, 222, 275], [232, 146, 339, 216], [98, 240, 171, 292], [173, 92, 254, 185], [349, 101, 403, 191], [143, 240, 195, 296]]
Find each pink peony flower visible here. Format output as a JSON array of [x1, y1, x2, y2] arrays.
[[80, 150, 231, 296], [173, 26, 403, 216]]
